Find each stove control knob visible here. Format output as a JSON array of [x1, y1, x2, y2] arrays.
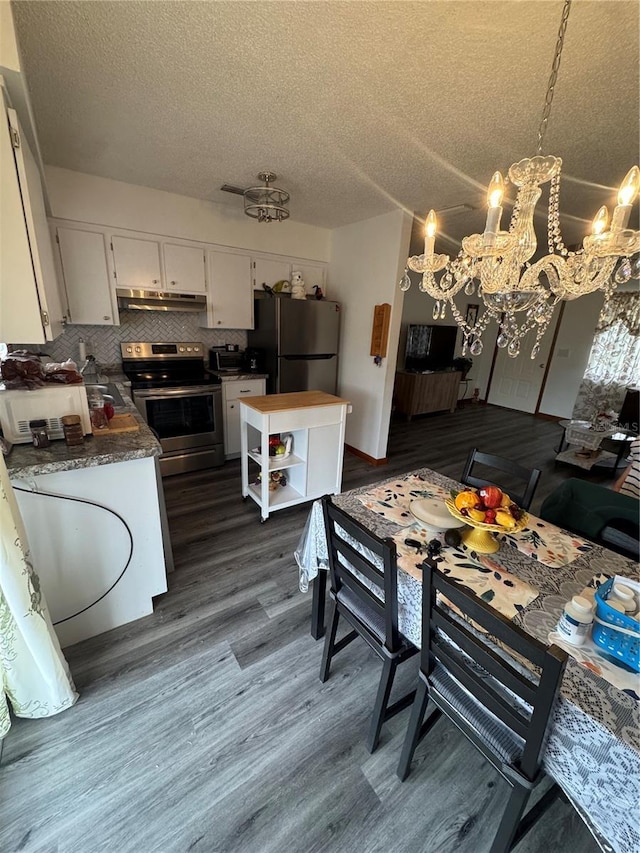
[[135, 346, 142, 353], [186, 346, 192, 352], [125, 346, 133, 354], [179, 346, 185, 352]]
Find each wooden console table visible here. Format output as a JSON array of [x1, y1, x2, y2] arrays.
[[393, 370, 461, 420]]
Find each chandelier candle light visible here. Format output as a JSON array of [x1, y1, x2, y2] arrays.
[[400, 0, 640, 360]]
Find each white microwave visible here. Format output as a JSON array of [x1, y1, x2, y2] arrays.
[[0, 384, 92, 443]]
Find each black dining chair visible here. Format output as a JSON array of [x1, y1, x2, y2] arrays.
[[397, 558, 568, 853], [461, 448, 541, 510], [320, 495, 418, 753]]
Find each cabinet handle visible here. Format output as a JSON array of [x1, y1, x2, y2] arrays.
[[217, 320, 222, 325], [170, 280, 177, 285], [239, 390, 251, 393], [103, 315, 110, 321], [152, 279, 159, 284], [230, 404, 235, 409]]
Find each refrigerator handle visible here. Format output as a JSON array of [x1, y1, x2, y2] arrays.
[[281, 354, 335, 360]]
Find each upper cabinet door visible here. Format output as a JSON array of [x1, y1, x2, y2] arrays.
[[295, 262, 327, 297], [207, 250, 253, 329], [1, 107, 64, 341], [112, 235, 162, 291], [163, 243, 206, 293], [252, 257, 291, 292], [57, 227, 117, 325]]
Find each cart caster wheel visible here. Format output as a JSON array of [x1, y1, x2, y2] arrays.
[[261, 517, 268, 523], [242, 496, 248, 502]]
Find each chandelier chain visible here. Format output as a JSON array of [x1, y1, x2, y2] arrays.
[[401, 0, 639, 363], [537, 0, 572, 155]]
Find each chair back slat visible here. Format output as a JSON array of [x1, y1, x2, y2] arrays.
[[434, 571, 548, 668], [432, 609, 538, 707], [322, 496, 400, 651], [331, 535, 385, 589], [422, 558, 566, 781], [432, 636, 530, 738], [461, 448, 541, 510], [334, 560, 386, 620]]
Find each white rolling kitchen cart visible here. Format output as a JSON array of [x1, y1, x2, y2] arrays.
[[240, 391, 350, 521]]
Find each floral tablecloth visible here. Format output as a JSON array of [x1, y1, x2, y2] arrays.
[[295, 467, 640, 853]]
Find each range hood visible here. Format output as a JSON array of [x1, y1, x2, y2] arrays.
[[116, 288, 207, 313]]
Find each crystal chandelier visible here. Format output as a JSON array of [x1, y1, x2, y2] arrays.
[[243, 171, 290, 223], [399, 0, 640, 360]]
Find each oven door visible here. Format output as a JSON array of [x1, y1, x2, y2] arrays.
[[134, 385, 223, 453]]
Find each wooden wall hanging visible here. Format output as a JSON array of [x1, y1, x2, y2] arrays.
[[370, 303, 391, 360]]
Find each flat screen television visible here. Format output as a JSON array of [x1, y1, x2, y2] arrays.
[[405, 324, 458, 372]]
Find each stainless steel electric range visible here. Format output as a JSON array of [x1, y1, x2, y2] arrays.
[[121, 342, 223, 476]]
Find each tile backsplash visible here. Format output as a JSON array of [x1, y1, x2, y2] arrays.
[[14, 313, 247, 368]]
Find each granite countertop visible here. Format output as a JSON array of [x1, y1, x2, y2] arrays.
[[5, 382, 161, 480]]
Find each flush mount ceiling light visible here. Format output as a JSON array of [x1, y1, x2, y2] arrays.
[[399, 0, 640, 360], [243, 171, 290, 223]]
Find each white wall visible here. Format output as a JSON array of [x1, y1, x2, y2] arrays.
[[538, 291, 603, 418], [330, 209, 412, 460], [44, 166, 331, 262]]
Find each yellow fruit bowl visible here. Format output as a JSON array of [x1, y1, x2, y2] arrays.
[[444, 498, 528, 554]]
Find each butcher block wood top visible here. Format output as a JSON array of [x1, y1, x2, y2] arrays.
[[241, 391, 350, 414]]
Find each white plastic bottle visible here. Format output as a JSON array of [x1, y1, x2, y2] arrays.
[[556, 595, 594, 646], [609, 583, 636, 614]]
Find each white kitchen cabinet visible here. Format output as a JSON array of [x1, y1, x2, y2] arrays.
[[163, 243, 206, 293], [223, 377, 266, 458], [294, 262, 327, 297], [12, 455, 168, 649], [55, 226, 118, 325], [202, 250, 253, 329], [240, 391, 349, 521], [252, 257, 291, 292], [111, 234, 162, 291], [0, 101, 64, 342]]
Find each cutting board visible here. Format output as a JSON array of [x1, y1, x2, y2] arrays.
[[93, 413, 140, 435]]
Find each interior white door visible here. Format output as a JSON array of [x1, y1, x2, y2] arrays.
[[487, 310, 560, 413], [163, 243, 206, 293], [57, 227, 116, 325], [112, 235, 162, 291]]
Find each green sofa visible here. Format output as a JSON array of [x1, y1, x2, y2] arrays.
[[540, 478, 639, 560]]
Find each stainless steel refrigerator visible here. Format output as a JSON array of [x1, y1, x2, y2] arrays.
[[248, 296, 341, 394]]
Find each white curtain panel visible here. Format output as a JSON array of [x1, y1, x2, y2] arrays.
[[0, 454, 77, 738], [573, 292, 640, 421]]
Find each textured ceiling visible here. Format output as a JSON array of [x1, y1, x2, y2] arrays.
[[11, 0, 640, 245]]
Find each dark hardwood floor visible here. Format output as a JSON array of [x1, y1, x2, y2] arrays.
[[1, 405, 609, 853]]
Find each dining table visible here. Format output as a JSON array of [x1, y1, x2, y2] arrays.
[[294, 467, 640, 853]]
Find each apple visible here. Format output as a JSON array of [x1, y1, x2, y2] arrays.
[[484, 509, 497, 523], [478, 485, 503, 509]]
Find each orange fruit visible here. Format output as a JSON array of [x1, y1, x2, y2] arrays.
[[454, 490, 481, 511]]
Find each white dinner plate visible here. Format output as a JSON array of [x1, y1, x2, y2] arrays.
[[409, 498, 466, 531]]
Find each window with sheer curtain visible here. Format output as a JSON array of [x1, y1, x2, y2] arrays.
[[572, 292, 640, 421]]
